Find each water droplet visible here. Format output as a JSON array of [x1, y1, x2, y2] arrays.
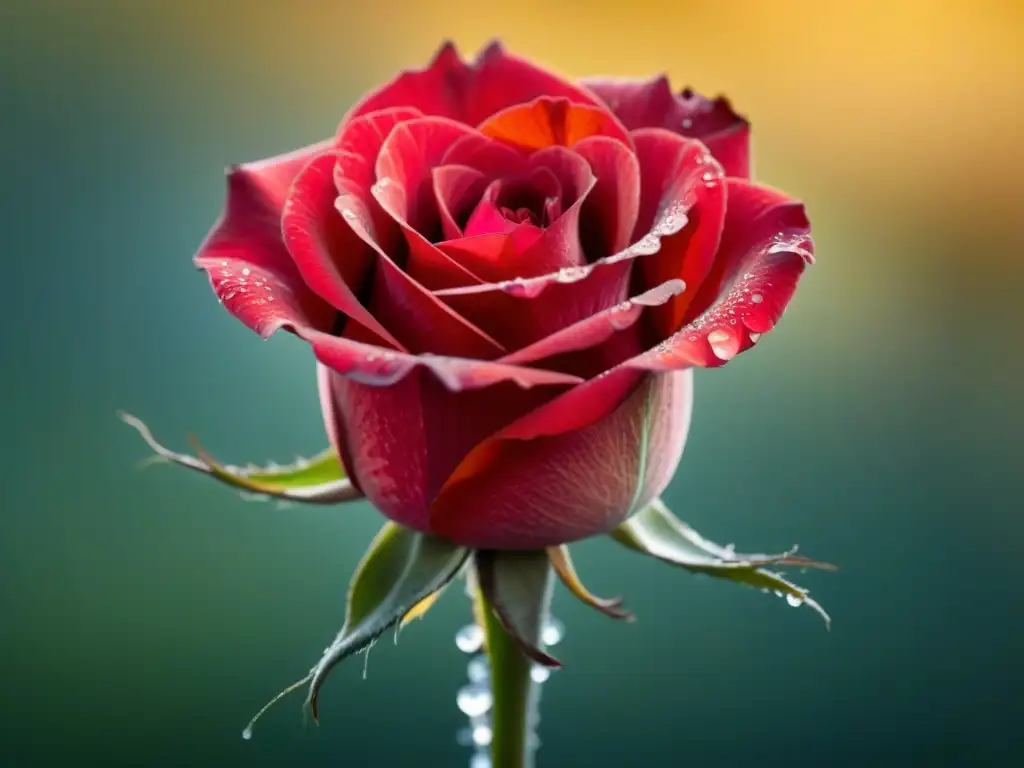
[[456, 727, 474, 747], [456, 683, 493, 718], [341, 209, 357, 220], [701, 171, 716, 183], [530, 665, 551, 684], [748, 332, 761, 344], [541, 618, 565, 647], [470, 753, 492, 768], [706, 329, 734, 359], [786, 593, 804, 607], [773, 590, 784, 598], [455, 624, 484, 654], [751, 293, 764, 304], [467, 657, 490, 683], [472, 724, 493, 746], [682, 118, 693, 129], [242, 267, 251, 276], [241, 727, 253, 741]]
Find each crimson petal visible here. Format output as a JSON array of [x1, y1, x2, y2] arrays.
[[583, 76, 751, 179], [330, 122, 504, 357], [344, 41, 608, 128], [638, 179, 813, 367], [573, 135, 641, 259], [283, 152, 403, 349], [433, 158, 694, 350], [432, 164, 489, 240], [194, 142, 336, 339], [633, 129, 727, 337], [430, 371, 693, 549], [499, 279, 684, 367], [316, 360, 577, 534]]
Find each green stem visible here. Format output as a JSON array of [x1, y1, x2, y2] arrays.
[[475, 580, 541, 768]]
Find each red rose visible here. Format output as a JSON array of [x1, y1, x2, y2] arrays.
[[196, 42, 813, 550]]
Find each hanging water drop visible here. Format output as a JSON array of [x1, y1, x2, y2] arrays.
[[455, 624, 484, 654], [541, 617, 565, 647], [786, 593, 804, 607], [472, 724, 493, 746], [467, 656, 490, 683], [241, 727, 253, 741], [531, 665, 551, 684], [456, 683, 494, 718]]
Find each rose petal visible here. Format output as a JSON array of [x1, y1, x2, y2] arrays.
[[430, 371, 693, 549], [317, 362, 575, 533], [432, 164, 489, 239], [194, 142, 337, 338], [332, 107, 424, 251], [573, 135, 641, 259], [441, 131, 529, 177], [635, 179, 813, 367], [633, 129, 727, 337], [283, 152, 403, 349], [479, 96, 631, 152], [369, 116, 511, 297], [498, 279, 685, 368], [583, 76, 751, 178], [435, 258, 632, 350], [433, 159, 693, 350], [344, 41, 607, 128], [331, 120, 505, 357]]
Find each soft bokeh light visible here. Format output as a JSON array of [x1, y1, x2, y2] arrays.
[[2, 1, 1021, 765]]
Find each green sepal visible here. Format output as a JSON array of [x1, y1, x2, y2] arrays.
[[612, 498, 836, 627], [119, 411, 358, 503], [305, 523, 469, 720]]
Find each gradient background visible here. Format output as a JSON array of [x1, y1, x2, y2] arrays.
[[2, 1, 1022, 765]]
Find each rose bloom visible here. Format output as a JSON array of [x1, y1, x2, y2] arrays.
[[197, 42, 813, 550]]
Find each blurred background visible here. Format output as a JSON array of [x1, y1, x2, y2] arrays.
[[1, 0, 1021, 765]]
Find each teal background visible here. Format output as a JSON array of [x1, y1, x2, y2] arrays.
[[2, 1, 1021, 766]]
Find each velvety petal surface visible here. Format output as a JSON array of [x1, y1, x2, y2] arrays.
[[194, 142, 337, 338], [433, 157, 693, 350], [283, 152, 402, 349], [344, 42, 608, 128], [319, 366, 575, 534], [573, 135, 641, 259], [583, 76, 751, 178], [633, 129, 727, 337], [636, 179, 814, 367], [332, 118, 506, 357], [430, 371, 693, 549]]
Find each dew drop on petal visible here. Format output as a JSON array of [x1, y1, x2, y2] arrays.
[[456, 683, 493, 718], [751, 293, 764, 304]]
